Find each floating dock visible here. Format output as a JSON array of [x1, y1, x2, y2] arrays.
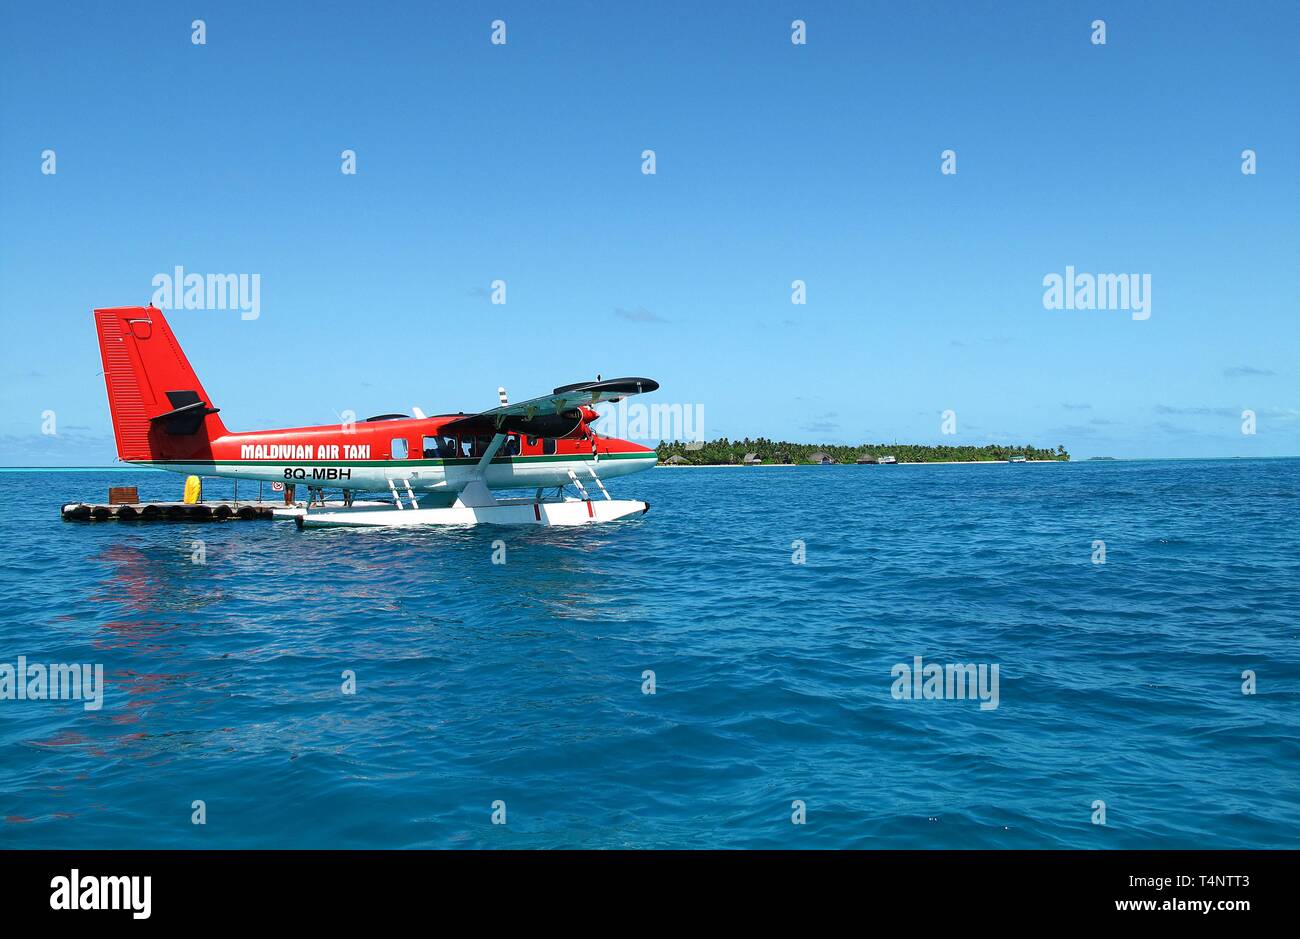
[[61, 501, 279, 522]]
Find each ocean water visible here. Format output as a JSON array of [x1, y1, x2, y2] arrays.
[[1, 459, 1297, 849]]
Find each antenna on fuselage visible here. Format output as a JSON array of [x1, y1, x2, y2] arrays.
[[497, 386, 508, 406]]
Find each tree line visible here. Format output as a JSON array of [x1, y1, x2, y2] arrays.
[[655, 438, 1070, 464]]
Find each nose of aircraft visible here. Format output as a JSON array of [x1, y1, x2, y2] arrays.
[[607, 437, 658, 461]]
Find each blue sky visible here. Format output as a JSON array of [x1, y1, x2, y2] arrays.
[[1, 0, 1296, 464]]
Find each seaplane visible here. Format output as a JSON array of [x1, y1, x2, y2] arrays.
[[92, 305, 660, 528]]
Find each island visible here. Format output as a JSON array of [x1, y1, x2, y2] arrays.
[[656, 439, 1070, 465]]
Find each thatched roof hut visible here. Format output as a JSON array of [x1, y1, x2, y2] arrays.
[[808, 451, 836, 464], [664, 455, 690, 465], [742, 452, 762, 465], [856, 452, 878, 464]]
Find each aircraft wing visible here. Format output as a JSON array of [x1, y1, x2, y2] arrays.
[[495, 377, 659, 418], [447, 377, 659, 437]]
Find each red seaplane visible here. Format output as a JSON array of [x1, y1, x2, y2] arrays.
[[93, 305, 660, 528]]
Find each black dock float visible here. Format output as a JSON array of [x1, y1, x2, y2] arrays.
[[61, 501, 279, 522]]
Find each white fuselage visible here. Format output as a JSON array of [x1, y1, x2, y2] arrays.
[[135, 451, 657, 494]]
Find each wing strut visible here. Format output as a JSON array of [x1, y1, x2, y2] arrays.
[[453, 432, 508, 509]]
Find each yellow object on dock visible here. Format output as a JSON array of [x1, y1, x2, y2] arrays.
[[183, 475, 202, 504]]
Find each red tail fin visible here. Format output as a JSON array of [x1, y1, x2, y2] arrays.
[[94, 306, 229, 462]]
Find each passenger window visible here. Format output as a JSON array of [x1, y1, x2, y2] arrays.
[[441, 435, 458, 457], [526, 436, 538, 448], [391, 437, 409, 460], [503, 436, 520, 456], [459, 437, 473, 458], [423, 436, 451, 458], [543, 438, 557, 456]]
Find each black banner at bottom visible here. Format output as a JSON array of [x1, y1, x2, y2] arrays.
[[0, 850, 1285, 923]]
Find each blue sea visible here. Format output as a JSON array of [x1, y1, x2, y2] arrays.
[[1, 459, 1297, 849]]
